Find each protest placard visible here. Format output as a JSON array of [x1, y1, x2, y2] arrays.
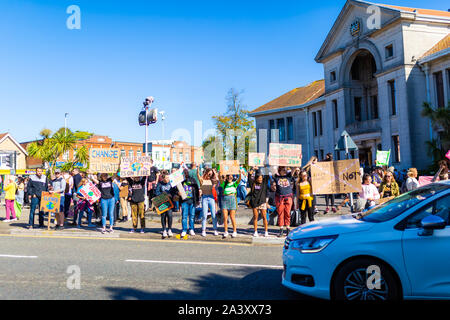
[[119, 156, 153, 177], [151, 193, 174, 215], [219, 160, 240, 175], [78, 181, 102, 204], [169, 168, 185, 187], [418, 176, 433, 187], [248, 153, 266, 167], [375, 150, 390, 166], [268, 143, 302, 167], [310, 159, 361, 195], [40, 192, 61, 213], [88, 148, 121, 173]]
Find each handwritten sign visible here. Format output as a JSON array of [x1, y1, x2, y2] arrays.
[[151, 193, 174, 215], [310, 159, 361, 195], [219, 160, 240, 175], [78, 182, 101, 204], [119, 156, 153, 177], [375, 150, 390, 166], [169, 168, 185, 187], [248, 153, 266, 167], [88, 148, 121, 173], [268, 143, 302, 167], [40, 192, 61, 213]]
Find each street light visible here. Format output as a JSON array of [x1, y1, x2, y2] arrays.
[[64, 113, 69, 136]]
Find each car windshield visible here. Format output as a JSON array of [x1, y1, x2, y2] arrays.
[[356, 183, 449, 223]]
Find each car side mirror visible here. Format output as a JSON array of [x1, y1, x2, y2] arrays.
[[418, 215, 447, 236]]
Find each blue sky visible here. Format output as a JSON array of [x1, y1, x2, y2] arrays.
[[0, 0, 447, 145]]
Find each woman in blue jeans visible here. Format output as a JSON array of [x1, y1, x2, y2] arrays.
[[197, 168, 219, 237], [179, 169, 200, 238], [95, 173, 116, 234]]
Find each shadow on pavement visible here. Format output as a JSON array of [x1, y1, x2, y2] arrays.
[[103, 268, 314, 300]]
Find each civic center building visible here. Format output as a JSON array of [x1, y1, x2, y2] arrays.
[[250, 0, 450, 170]]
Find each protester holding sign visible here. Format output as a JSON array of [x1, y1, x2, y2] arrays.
[[95, 173, 116, 234], [273, 166, 295, 237], [179, 169, 200, 238], [296, 170, 315, 225], [155, 174, 177, 238], [219, 173, 241, 238], [197, 168, 219, 237], [50, 170, 66, 230], [27, 168, 49, 229], [127, 177, 147, 234], [247, 169, 270, 237], [75, 178, 96, 228]]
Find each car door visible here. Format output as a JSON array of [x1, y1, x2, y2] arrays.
[[401, 194, 450, 298]]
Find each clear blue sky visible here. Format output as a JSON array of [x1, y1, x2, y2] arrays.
[[0, 0, 447, 145]]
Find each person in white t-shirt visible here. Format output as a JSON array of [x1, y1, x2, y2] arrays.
[[359, 174, 380, 209], [405, 168, 420, 192]]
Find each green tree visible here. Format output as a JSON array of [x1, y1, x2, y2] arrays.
[[27, 128, 93, 175], [422, 101, 450, 170], [210, 88, 255, 166]]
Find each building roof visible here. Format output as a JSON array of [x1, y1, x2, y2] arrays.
[[379, 4, 450, 18], [420, 33, 450, 60], [250, 80, 325, 115], [0, 133, 7, 141], [0, 133, 28, 155]]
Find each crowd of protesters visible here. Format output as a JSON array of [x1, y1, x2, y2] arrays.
[[1, 156, 449, 239]]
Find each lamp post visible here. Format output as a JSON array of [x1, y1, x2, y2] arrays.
[[142, 96, 154, 210], [64, 113, 69, 136]]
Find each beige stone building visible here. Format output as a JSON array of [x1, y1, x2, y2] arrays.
[[0, 133, 28, 172]]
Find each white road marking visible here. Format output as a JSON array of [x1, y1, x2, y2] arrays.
[[125, 259, 283, 269], [0, 254, 37, 259]]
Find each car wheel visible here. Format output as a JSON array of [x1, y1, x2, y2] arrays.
[[333, 258, 400, 300]]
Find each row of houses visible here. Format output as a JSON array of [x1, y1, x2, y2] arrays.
[[0, 133, 203, 174], [250, 0, 450, 170]]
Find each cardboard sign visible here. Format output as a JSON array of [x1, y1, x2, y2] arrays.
[[268, 143, 302, 167], [151, 193, 174, 215], [375, 150, 390, 166], [418, 176, 433, 187], [40, 192, 61, 213], [169, 168, 185, 187], [78, 182, 102, 204], [219, 160, 240, 175], [88, 148, 121, 173], [119, 156, 153, 177], [248, 153, 266, 167], [310, 159, 361, 195]]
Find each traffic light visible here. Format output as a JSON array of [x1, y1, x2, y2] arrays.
[[138, 108, 158, 126]]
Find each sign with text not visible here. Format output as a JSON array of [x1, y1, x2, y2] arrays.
[[119, 156, 153, 178], [310, 159, 361, 195], [268, 143, 302, 167], [88, 148, 121, 173]]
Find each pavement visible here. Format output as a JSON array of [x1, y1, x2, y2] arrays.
[[0, 195, 351, 246]]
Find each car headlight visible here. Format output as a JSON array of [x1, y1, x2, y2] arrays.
[[290, 235, 338, 253]]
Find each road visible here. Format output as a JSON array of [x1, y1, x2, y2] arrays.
[[0, 234, 310, 300]]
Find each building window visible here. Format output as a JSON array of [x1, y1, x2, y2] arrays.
[[121, 150, 126, 158], [179, 153, 183, 162], [155, 151, 160, 160], [332, 100, 339, 129], [392, 135, 401, 163], [354, 97, 362, 122], [320, 150, 324, 160], [128, 150, 134, 157], [434, 71, 445, 108], [185, 153, 190, 162], [62, 151, 69, 161], [137, 150, 141, 157], [276, 118, 286, 142], [287, 117, 294, 140], [330, 71, 336, 83], [388, 80, 396, 115], [312, 112, 318, 137], [269, 119, 276, 142], [314, 150, 319, 158], [370, 95, 379, 119], [385, 44, 394, 59], [173, 153, 177, 163], [318, 110, 323, 136]]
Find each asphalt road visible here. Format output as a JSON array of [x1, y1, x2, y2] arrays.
[[0, 234, 310, 300]]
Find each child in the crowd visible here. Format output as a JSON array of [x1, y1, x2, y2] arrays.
[[155, 173, 177, 238]]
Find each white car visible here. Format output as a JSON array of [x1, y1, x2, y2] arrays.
[[282, 181, 450, 300]]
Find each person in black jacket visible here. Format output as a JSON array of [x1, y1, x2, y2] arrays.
[[179, 169, 200, 238], [71, 168, 83, 225], [248, 168, 270, 237], [127, 176, 147, 233], [27, 168, 49, 229]]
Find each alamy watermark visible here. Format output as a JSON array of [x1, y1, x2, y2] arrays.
[[66, 5, 81, 30], [66, 265, 81, 290]]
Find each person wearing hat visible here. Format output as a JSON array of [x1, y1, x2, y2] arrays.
[[51, 170, 66, 230]]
